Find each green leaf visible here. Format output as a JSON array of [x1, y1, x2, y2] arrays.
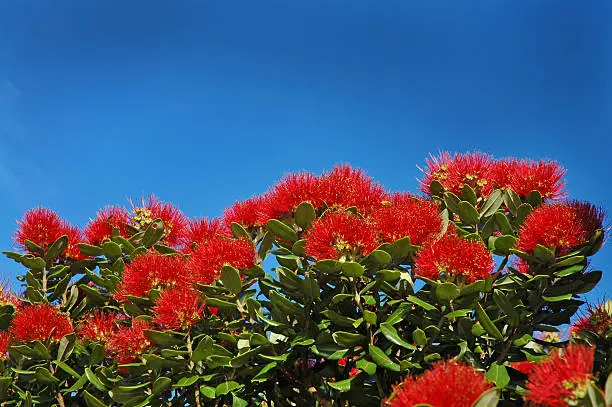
[[53, 360, 80, 379], [492, 290, 519, 327], [332, 332, 367, 347], [515, 203, 533, 226], [385, 236, 413, 259], [485, 363, 510, 388], [605, 372, 612, 407], [215, 381, 243, 396], [461, 184, 477, 205], [471, 388, 501, 407], [173, 376, 199, 388], [230, 222, 251, 239], [534, 244, 555, 263], [503, 189, 522, 215], [458, 201, 480, 225], [475, 302, 503, 341], [363, 309, 377, 325], [295, 201, 316, 229], [444, 309, 473, 319], [233, 394, 249, 407], [252, 362, 277, 382], [220, 265, 242, 294], [142, 219, 165, 247], [480, 190, 504, 218], [430, 180, 444, 196], [362, 250, 392, 268], [493, 235, 517, 255], [526, 190, 542, 207], [406, 295, 436, 311], [292, 239, 307, 256], [35, 367, 59, 384], [494, 212, 514, 235], [205, 298, 238, 310], [328, 376, 359, 392], [85, 368, 106, 392], [436, 282, 460, 301], [380, 323, 415, 350], [444, 192, 461, 213], [585, 383, 607, 407], [102, 241, 122, 259], [541, 294, 573, 302], [46, 235, 68, 261], [82, 390, 108, 407], [576, 270, 603, 294], [200, 385, 216, 399], [355, 358, 377, 375], [341, 261, 365, 278], [144, 329, 184, 346], [412, 328, 427, 347], [22, 256, 46, 270], [266, 219, 298, 242], [376, 269, 402, 282], [56, 333, 76, 361], [369, 344, 400, 372]]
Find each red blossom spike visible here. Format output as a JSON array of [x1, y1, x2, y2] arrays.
[[304, 211, 380, 261], [84, 206, 130, 246], [78, 311, 119, 343], [571, 301, 612, 337], [10, 304, 74, 343], [186, 237, 256, 284], [420, 152, 494, 197], [319, 165, 389, 216], [222, 195, 269, 228], [13, 208, 65, 252], [525, 345, 595, 407], [107, 319, 151, 365], [516, 202, 604, 255], [509, 159, 566, 200], [415, 234, 495, 283], [262, 172, 324, 220], [0, 332, 10, 359], [113, 253, 187, 301], [511, 360, 536, 375], [385, 361, 492, 407], [152, 286, 204, 330], [371, 193, 443, 245], [180, 217, 229, 252], [60, 223, 86, 260], [130, 196, 189, 248]]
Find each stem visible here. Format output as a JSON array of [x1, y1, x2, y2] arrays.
[[56, 393, 66, 407], [186, 335, 202, 407], [493, 256, 509, 278]]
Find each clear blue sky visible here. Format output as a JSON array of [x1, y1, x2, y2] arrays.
[[0, 1, 610, 299]]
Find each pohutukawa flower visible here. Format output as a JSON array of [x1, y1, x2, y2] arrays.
[[180, 217, 229, 251], [114, 253, 187, 300], [415, 234, 495, 283], [10, 304, 74, 343], [420, 152, 494, 197], [107, 319, 152, 365], [508, 159, 566, 200], [262, 172, 324, 220], [571, 300, 612, 336], [371, 193, 442, 245], [516, 202, 604, 255], [62, 223, 86, 260], [223, 195, 268, 228], [130, 196, 188, 248], [152, 286, 204, 330], [304, 211, 380, 261], [186, 237, 256, 284], [78, 311, 119, 343], [511, 360, 536, 375], [84, 206, 130, 246], [319, 165, 389, 216], [0, 332, 10, 359], [525, 345, 595, 407], [385, 361, 492, 407], [14, 207, 65, 252]]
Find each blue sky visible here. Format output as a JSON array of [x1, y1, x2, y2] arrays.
[[0, 1, 610, 299]]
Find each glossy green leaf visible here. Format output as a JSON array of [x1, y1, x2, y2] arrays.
[[266, 219, 298, 242], [252, 362, 277, 382], [475, 302, 503, 341], [102, 241, 122, 259], [480, 190, 504, 218], [35, 367, 59, 384], [220, 265, 242, 294], [200, 385, 216, 399], [328, 376, 359, 392], [436, 282, 460, 301], [143, 329, 184, 346], [412, 328, 427, 347], [406, 295, 436, 311], [230, 222, 250, 239], [385, 236, 413, 259], [332, 331, 367, 347], [605, 372, 612, 407], [215, 381, 243, 396], [485, 363, 510, 388], [355, 358, 377, 375], [46, 235, 68, 261], [471, 388, 501, 407], [380, 323, 415, 350], [458, 201, 480, 225], [341, 261, 365, 278], [534, 244, 555, 263], [85, 368, 106, 392], [369, 344, 400, 372], [82, 390, 108, 407], [444, 192, 461, 213], [173, 376, 199, 388], [295, 201, 316, 229]]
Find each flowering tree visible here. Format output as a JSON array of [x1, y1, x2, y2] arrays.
[[0, 152, 610, 407]]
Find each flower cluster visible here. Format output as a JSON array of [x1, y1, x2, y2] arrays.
[[571, 301, 612, 336], [10, 304, 74, 343], [106, 319, 152, 365]]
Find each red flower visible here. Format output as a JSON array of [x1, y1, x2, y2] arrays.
[[385, 361, 492, 407], [319, 165, 388, 216], [114, 253, 187, 300], [304, 211, 380, 261], [62, 224, 86, 260], [371, 193, 442, 245], [337, 357, 361, 378], [10, 304, 74, 343], [84, 206, 130, 246], [511, 360, 536, 375], [131, 196, 188, 247], [508, 159, 566, 200], [14, 208, 64, 252], [415, 234, 495, 283], [571, 301, 612, 336], [262, 172, 324, 220], [223, 196, 268, 228], [78, 311, 119, 343], [152, 286, 204, 330], [180, 217, 229, 251], [186, 237, 256, 284], [420, 152, 494, 197], [0, 332, 10, 359], [107, 319, 152, 365], [517, 202, 604, 255], [525, 345, 595, 407]]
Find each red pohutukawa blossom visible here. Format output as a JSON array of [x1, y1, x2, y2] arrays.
[[420, 152, 495, 197], [223, 195, 268, 228], [0, 332, 10, 359], [180, 217, 229, 252], [262, 172, 324, 220], [62, 224, 86, 260], [511, 360, 536, 375], [525, 345, 596, 407], [84, 206, 130, 246], [152, 286, 204, 330], [415, 234, 495, 283], [571, 301, 612, 336], [385, 361, 492, 407], [187, 237, 256, 284], [516, 202, 604, 255], [78, 311, 119, 343], [337, 357, 360, 378], [304, 211, 380, 260], [107, 319, 152, 365], [319, 165, 389, 216], [508, 159, 567, 200], [371, 193, 442, 245], [130, 196, 189, 247], [114, 253, 187, 300], [10, 304, 74, 343]]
